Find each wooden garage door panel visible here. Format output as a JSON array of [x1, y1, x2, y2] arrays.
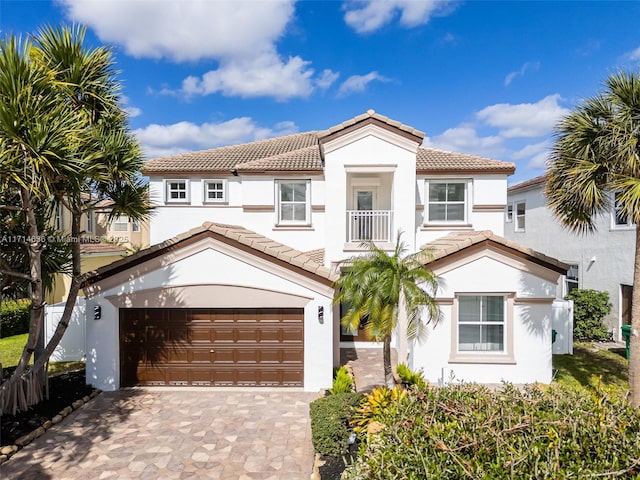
[[120, 308, 304, 387]]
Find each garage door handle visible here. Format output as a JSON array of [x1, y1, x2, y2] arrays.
[[210, 349, 215, 353]]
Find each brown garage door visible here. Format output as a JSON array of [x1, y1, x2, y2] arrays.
[[120, 308, 304, 387]]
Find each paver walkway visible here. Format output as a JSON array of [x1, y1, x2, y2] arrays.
[[1, 388, 318, 480], [340, 346, 397, 392]]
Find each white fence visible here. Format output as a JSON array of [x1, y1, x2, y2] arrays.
[[44, 297, 86, 362], [552, 299, 573, 355], [346, 210, 393, 242]]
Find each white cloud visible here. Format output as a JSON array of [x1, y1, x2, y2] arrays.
[[343, 0, 457, 34], [59, 0, 336, 101], [58, 0, 295, 62], [119, 96, 142, 118], [623, 46, 640, 61], [316, 69, 340, 90], [173, 52, 315, 100], [504, 61, 540, 86], [512, 140, 552, 168], [475, 94, 569, 138], [337, 71, 389, 97], [423, 124, 505, 158], [134, 118, 299, 159]]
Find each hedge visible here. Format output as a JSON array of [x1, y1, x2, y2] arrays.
[[1, 299, 30, 338], [566, 289, 612, 341], [309, 392, 363, 457], [343, 383, 640, 479]]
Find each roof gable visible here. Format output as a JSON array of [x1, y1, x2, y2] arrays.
[[82, 222, 336, 288], [419, 230, 568, 275]]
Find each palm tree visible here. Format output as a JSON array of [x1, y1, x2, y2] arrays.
[[334, 233, 440, 388], [546, 71, 640, 406], [0, 25, 152, 414]]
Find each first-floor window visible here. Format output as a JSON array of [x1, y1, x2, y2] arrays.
[[86, 210, 94, 233], [277, 180, 310, 224], [458, 295, 505, 352], [427, 181, 467, 223], [565, 264, 579, 295]]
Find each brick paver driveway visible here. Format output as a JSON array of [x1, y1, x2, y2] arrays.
[[1, 388, 319, 480]]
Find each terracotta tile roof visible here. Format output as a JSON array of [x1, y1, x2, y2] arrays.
[[417, 148, 515, 174], [141, 112, 514, 176], [419, 230, 568, 274], [508, 174, 547, 193], [319, 109, 425, 141], [82, 222, 336, 287], [304, 248, 325, 265], [79, 242, 127, 255], [142, 132, 321, 174], [235, 145, 322, 172]]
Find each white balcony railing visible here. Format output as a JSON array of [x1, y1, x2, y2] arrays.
[[347, 210, 393, 243]]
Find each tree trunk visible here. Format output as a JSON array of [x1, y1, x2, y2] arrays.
[[0, 187, 45, 415], [629, 225, 640, 407], [383, 335, 395, 388], [30, 204, 83, 376]]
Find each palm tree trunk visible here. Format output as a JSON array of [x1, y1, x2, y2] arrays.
[[629, 225, 640, 407], [383, 335, 395, 388]]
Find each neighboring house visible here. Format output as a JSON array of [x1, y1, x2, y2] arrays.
[[82, 110, 568, 392], [505, 175, 634, 340], [46, 199, 150, 304]]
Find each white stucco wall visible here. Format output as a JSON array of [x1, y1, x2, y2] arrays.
[[412, 254, 556, 385], [149, 175, 326, 254], [83, 239, 334, 392], [505, 185, 635, 338]]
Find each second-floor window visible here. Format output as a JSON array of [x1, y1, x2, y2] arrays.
[[132, 218, 140, 232], [427, 181, 466, 223], [277, 180, 310, 225], [204, 179, 227, 203], [165, 179, 189, 203], [505, 204, 513, 223], [515, 201, 526, 232], [112, 215, 129, 232], [613, 191, 634, 228]]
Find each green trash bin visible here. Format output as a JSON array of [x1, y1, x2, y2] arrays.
[[621, 325, 632, 360]]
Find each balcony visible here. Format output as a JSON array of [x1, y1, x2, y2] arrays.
[[346, 210, 393, 243]]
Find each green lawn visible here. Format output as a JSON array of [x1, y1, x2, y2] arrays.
[[553, 342, 629, 395], [0, 333, 84, 375]]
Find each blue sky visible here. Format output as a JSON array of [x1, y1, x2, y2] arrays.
[[3, 0, 640, 183]]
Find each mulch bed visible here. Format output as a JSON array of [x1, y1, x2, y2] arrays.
[[1, 370, 93, 447]]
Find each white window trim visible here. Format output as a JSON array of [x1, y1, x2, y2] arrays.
[[515, 201, 526, 232], [612, 191, 635, 230], [505, 204, 513, 223], [425, 179, 469, 225], [111, 214, 129, 233], [203, 179, 228, 204], [131, 218, 141, 233], [449, 293, 515, 364], [164, 179, 190, 204], [86, 210, 94, 233], [564, 264, 579, 297], [276, 179, 311, 226]]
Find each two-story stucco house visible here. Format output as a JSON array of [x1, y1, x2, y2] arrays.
[[82, 111, 568, 392], [505, 175, 635, 340]]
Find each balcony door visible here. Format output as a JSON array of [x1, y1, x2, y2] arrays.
[[354, 189, 376, 240]]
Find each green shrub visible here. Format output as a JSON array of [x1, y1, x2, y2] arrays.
[[343, 383, 640, 479], [1, 299, 30, 338], [396, 362, 427, 388], [309, 392, 363, 457], [328, 366, 354, 395], [566, 289, 612, 341]]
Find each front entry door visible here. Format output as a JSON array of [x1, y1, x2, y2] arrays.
[[339, 302, 376, 342]]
